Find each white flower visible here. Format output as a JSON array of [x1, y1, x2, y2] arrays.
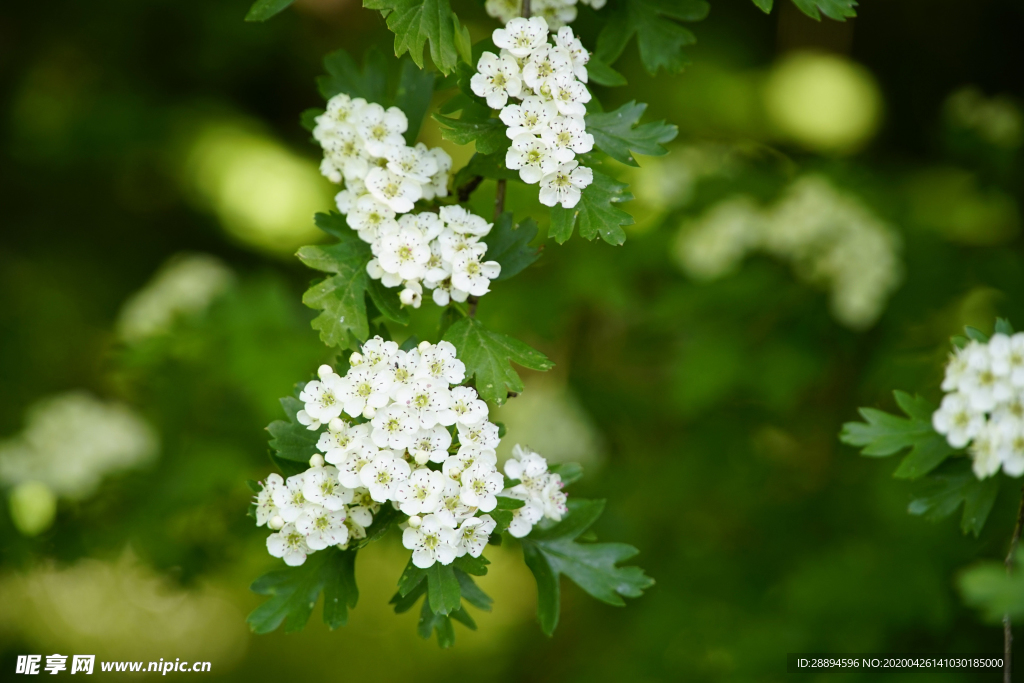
[[493, 16, 549, 58], [365, 167, 422, 214], [386, 144, 438, 184], [403, 211, 446, 241], [295, 506, 349, 550], [471, 52, 524, 109], [267, 523, 312, 566], [990, 333, 1024, 386], [334, 438, 380, 488], [457, 421, 502, 453], [337, 366, 391, 418], [995, 418, 1024, 477], [540, 476, 568, 520], [500, 96, 559, 139], [302, 465, 354, 511], [505, 444, 549, 492], [317, 418, 366, 456], [932, 392, 984, 449], [522, 45, 573, 90], [941, 347, 970, 392], [438, 228, 482, 263], [296, 410, 321, 431], [299, 370, 347, 423], [347, 488, 378, 528], [506, 134, 560, 184], [254, 473, 284, 526], [443, 447, 498, 481], [436, 478, 476, 527], [507, 499, 543, 537], [395, 378, 456, 428], [370, 404, 421, 449], [334, 188, 357, 213], [421, 146, 452, 200], [428, 277, 469, 307], [451, 250, 501, 296], [378, 224, 431, 281], [535, 0, 577, 29], [541, 115, 593, 162], [394, 468, 447, 515], [550, 75, 591, 117], [485, 0, 521, 25], [450, 386, 488, 426], [271, 473, 312, 523], [347, 195, 398, 243], [960, 344, 1012, 412], [458, 462, 504, 512], [321, 158, 343, 184], [456, 515, 496, 557], [408, 426, 454, 465], [539, 160, 593, 208], [322, 127, 370, 181], [400, 282, 423, 308], [439, 204, 492, 236], [554, 26, 590, 82], [402, 513, 459, 568], [355, 103, 408, 157], [359, 452, 411, 502], [417, 340, 467, 384], [361, 336, 400, 369], [315, 93, 363, 133], [971, 427, 1003, 478], [380, 348, 422, 399]]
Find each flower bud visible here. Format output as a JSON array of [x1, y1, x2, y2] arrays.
[[317, 364, 335, 380], [310, 453, 325, 468], [407, 515, 422, 529], [362, 405, 377, 419], [269, 515, 285, 530]]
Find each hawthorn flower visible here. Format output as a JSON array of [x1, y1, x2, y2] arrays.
[[355, 103, 408, 157], [505, 445, 550, 494], [500, 97, 558, 139], [428, 277, 469, 307], [295, 507, 349, 550], [421, 146, 453, 200], [380, 349, 422, 399], [338, 366, 391, 418], [500, 444, 572, 534], [365, 167, 422, 214], [990, 333, 1024, 386], [272, 473, 312, 523], [523, 45, 573, 90], [334, 439, 380, 488], [550, 75, 590, 116], [458, 462, 504, 512], [439, 205, 492, 237], [408, 426, 453, 465], [540, 477, 568, 520], [507, 499, 543, 537], [995, 418, 1024, 476], [539, 160, 593, 209], [395, 379, 456, 428], [360, 452, 411, 502], [443, 447, 498, 481], [412, 342, 462, 385], [554, 26, 590, 82], [317, 418, 365, 455], [378, 224, 431, 281], [493, 16, 549, 58], [322, 126, 370, 180], [254, 473, 284, 526], [267, 523, 312, 566], [471, 52, 524, 109], [541, 115, 594, 162], [394, 468, 447, 515], [507, 134, 559, 183], [302, 466, 354, 511], [438, 229, 482, 263], [450, 386, 488, 426], [456, 515, 497, 557], [400, 282, 423, 308], [386, 144, 438, 184], [370, 404, 420, 449], [299, 366, 347, 423], [458, 421, 502, 453], [347, 195, 398, 242], [402, 513, 459, 568], [316, 93, 362, 132], [451, 250, 501, 296]]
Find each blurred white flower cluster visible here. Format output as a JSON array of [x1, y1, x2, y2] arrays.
[[503, 444, 568, 537], [0, 392, 158, 500], [116, 253, 234, 343], [485, 0, 606, 30], [472, 18, 595, 209], [675, 176, 903, 329], [314, 94, 501, 307], [933, 334, 1024, 478], [253, 338, 567, 568]]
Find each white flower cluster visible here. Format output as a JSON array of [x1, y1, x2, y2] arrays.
[[254, 338, 566, 569], [933, 334, 1024, 478], [485, 0, 606, 30], [675, 176, 903, 330], [313, 94, 501, 307], [0, 392, 158, 500], [502, 445, 568, 537], [471, 17, 595, 209]]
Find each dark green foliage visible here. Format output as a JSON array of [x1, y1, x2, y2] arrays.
[[247, 549, 358, 633]]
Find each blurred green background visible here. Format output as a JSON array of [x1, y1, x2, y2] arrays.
[[2, 0, 1024, 680]]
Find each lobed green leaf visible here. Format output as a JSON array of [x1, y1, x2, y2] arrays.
[[586, 101, 678, 167], [483, 213, 541, 282], [247, 548, 359, 634]]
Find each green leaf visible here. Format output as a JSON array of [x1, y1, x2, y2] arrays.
[[318, 48, 388, 103], [433, 114, 509, 155], [965, 326, 989, 343], [790, 0, 857, 21], [596, 0, 710, 75], [839, 391, 957, 479], [366, 277, 409, 325], [495, 495, 526, 510], [960, 549, 1024, 622], [586, 101, 678, 167], [452, 13, 473, 66], [397, 558, 427, 597], [549, 462, 584, 486], [300, 108, 324, 133], [452, 553, 490, 576], [247, 548, 358, 634], [395, 59, 437, 144], [244, 0, 294, 22], [363, 0, 459, 75], [520, 499, 653, 635], [442, 318, 554, 404], [751, 0, 773, 12], [455, 569, 493, 611], [453, 151, 519, 189], [995, 318, 1016, 335], [426, 563, 462, 615], [267, 397, 320, 464], [483, 213, 541, 281], [550, 170, 635, 246], [908, 458, 1000, 536], [586, 55, 628, 87], [417, 598, 457, 647]]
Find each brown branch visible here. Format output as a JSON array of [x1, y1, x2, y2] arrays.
[[521, 0, 531, 18], [457, 175, 483, 203], [1004, 486, 1024, 683], [494, 178, 507, 222], [467, 295, 479, 318]]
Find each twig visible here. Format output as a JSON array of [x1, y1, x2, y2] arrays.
[[1004, 486, 1024, 683], [457, 175, 483, 203], [494, 178, 507, 222], [467, 296, 479, 318], [522, 0, 531, 18]]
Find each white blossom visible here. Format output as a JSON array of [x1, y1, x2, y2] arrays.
[[295, 506, 349, 550], [500, 96, 559, 139], [302, 465, 354, 511], [456, 515, 497, 557], [254, 473, 284, 526], [417, 340, 467, 384], [271, 473, 312, 523], [451, 249, 502, 296], [402, 513, 458, 568], [408, 426, 454, 465], [360, 452, 411, 502], [394, 468, 447, 515], [471, 52, 524, 109], [365, 167, 422, 213], [354, 103, 408, 157], [267, 523, 311, 566], [493, 17, 549, 57], [459, 462, 504, 512], [370, 404, 421, 450], [538, 160, 593, 209], [450, 386, 488, 426], [506, 134, 560, 183]]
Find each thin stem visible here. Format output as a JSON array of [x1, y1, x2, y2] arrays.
[[467, 296, 479, 318], [494, 178, 507, 222], [521, 0, 531, 18], [1004, 486, 1024, 683], [457, 175, 483, 203]]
